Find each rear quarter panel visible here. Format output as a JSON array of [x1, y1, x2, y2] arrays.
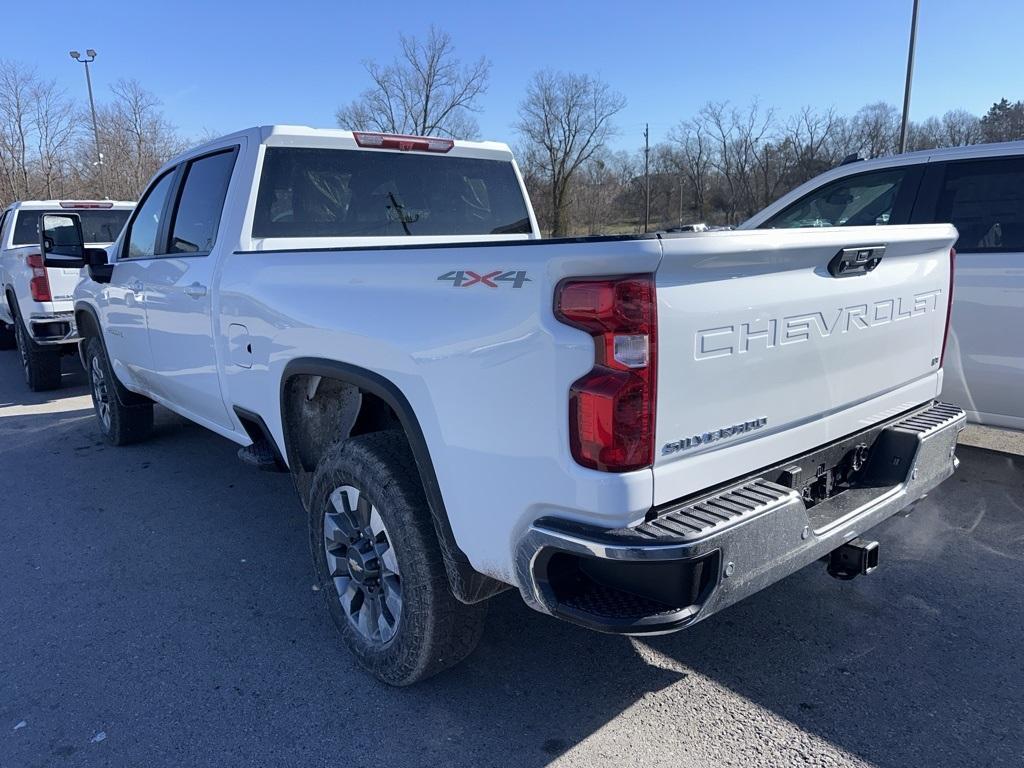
[[216, 239, 662, 581]]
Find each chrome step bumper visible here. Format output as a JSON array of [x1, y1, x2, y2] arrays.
[[515, 401, 967, 634]]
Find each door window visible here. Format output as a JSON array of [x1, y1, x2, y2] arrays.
[[934, 158, 1024, 252], [125, 172, 175, 258], [764, 169, 909, 229], [168, 150, 237, 254]]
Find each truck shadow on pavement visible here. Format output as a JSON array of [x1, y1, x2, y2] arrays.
[[1, 357, 1021, 768]]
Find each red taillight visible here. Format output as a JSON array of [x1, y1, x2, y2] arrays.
[[352, 132, 454, 153], [27, 254, 52, 302], [555, 275, 657, 472], [940, 247, 956, 368]]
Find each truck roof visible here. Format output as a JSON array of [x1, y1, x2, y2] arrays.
[[170, 125, 517, 168], [7, 200, 135, 211]]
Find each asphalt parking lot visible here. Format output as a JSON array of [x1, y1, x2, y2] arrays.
[[1, 352, 1022, 768]]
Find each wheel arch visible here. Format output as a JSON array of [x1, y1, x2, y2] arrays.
[[279, 357, 507, 604], [4, 285, 19, 319], [74, 301, 151, 407]]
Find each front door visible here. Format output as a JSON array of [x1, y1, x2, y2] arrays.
[[143, 148, 239, 430], [103, 170, 177, 391]]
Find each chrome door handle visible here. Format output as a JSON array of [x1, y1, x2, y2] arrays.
[[184, 282, 208, 299], [128, 280, 144, 293]]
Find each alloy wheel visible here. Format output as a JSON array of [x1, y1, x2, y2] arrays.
[[90, 355, 112, 430], [323, 485, 402, 644], [15, 322, 28, 383]]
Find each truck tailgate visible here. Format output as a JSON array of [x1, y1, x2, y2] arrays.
[[653, 224, 957, 505]]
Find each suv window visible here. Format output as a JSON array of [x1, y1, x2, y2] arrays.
[[125, 172, 175, 258], [934, 158, 1024, 253], [764, 169, 909, 229], [169, 150, 237, 254], [252, 147, 532, 239]]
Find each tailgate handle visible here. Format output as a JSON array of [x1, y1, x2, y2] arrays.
[[828, 245, 885, 277]]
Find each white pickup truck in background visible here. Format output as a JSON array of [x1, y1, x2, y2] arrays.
[[44, 126, 966, 685], [0, 200, 133, 390]]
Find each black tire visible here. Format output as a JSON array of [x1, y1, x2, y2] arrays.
[[309, 431, 487, 686], [14, 315, 61, 391], [0, 321, 15, 350], [84, 336, 153, 445]]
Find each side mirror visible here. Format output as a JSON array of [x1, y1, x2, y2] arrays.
[[40, 212, 86, 268]]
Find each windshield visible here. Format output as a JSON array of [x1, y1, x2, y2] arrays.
[[253, 147, 532, 238], [13, 209, 131, 246]]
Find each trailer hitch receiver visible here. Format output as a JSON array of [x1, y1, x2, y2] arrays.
[[827, 538, 879, 580]]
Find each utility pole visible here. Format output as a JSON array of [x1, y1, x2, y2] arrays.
[[898, 0, 920, 154], [70, 49, 105, 195], [643, 123, 650, 233]]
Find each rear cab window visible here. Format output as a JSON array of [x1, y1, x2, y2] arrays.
[[763, 168, 920, 229], [12, 209, 131, 246], [252, 147, 533, 239], [915, 157, 1024, 253]]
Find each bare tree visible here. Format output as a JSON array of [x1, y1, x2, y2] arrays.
[[516, 70, 625, 236], [850, 102, 901, 158], [0, 60, 36, 203], [780, 106, 842, 183], [670, 118, 713, 221], [32, 79, 77, 199], [569, 150, 636, 234], [80, 79, 186, 199], [941, 109, 982, 146], [0, 61, 80, 204], [336, 27, 490, 139]]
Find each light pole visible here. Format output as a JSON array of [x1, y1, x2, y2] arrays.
[[70, 49, 104, 194], [643, 123, 650, 233], [898, 0, 920, 154]]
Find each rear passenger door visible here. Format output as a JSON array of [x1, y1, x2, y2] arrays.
[[143, 146, 239, 430], [914, 156, 1024, 427]]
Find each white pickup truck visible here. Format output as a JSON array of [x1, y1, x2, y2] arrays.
[[0, 200, 133, 389], [46, 126, 966, 685]]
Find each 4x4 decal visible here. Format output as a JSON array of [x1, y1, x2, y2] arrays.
[[438, 270, 531, 288]]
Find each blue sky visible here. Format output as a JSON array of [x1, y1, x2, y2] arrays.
[[7, 0, 1021, 150]]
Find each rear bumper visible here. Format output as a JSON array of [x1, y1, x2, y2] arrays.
[[515, 401, 966, 635], [27, 312, 78, 346]]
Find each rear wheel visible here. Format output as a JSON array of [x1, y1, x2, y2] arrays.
[[85, 337, 153, 445], [14, 315, 61, 391], [309, 431, 487, 686]]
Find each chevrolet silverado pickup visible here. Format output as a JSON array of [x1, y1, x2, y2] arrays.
[[44, 126, 965, 685], [0, 200, 133, 389]]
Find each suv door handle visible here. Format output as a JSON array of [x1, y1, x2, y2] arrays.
[[127, 280, 143, 293], [184, 282, 208, 299]]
